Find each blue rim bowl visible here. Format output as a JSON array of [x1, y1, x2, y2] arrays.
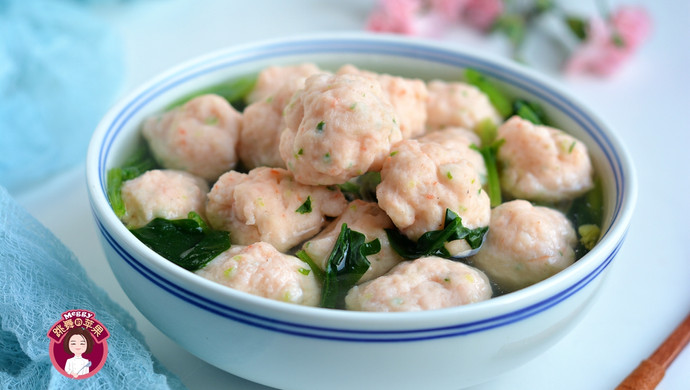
[[86, 33, 637, 390]]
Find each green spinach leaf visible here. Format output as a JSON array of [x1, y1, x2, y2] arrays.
[[471, 138, 505, 208], [386, 209, 488, 260], [567, 177, 604, 259], [129, 212, 230, 271], [465, 69, 551, 127], [165, 75, 257, 112], [513, 99, 548, 125], [107, 143, 158, 218], [464, 68, 513, 118], [295, 249, 325, 284], [320, 223, 380, 309], [338, 171, 381, 202]]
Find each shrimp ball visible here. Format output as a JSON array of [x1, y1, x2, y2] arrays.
[[239, 76, 317, 169], [497, 116, 594, 202], [416, 127, 487, 183], [238, 100, 285, 169], [196, 242, 320, 306], [206, 167, 347, 252], [301, 200, 405, 283], [337, 65, 428, 139], [280, 73, 403, 185], [142, 94, 242, 182], [345, 256, 492, 312], [376, 140, 491, 251], [425, 80, 502, 131], [120, 169, 208, 228], [470, 200, 577, 293], [246, 62, 321, 104]]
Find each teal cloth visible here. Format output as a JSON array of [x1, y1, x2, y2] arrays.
[[0, 0, 123, 191], [0, 185, 186, 389]]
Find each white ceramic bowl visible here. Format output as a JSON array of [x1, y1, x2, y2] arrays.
[[86, 34, 636, 390]]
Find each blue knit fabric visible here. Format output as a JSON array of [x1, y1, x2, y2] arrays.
[[0, 185, 186, 389], [0, 0, 123, 191]]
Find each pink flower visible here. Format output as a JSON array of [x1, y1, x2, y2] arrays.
[[565, 6, 652, 76], [428, 0, 502, 30], [463, 0, 504, 31], [611, 6, 652, 48], [367, 0, 448, 37], [366, 0, 423, 35], [429, 0, 469, 22]]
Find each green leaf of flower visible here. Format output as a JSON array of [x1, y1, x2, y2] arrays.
[[566, 16, 589, 41]]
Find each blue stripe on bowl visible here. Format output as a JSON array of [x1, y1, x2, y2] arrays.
[[94, 36, 628, 342]]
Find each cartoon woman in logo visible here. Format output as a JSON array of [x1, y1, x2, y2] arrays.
[[62, 327, 93, 378]]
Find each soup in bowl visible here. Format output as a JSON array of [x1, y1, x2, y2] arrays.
[[86, 34, 636, 390]]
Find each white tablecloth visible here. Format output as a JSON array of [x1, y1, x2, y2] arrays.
[[14, 1, 690, 389]]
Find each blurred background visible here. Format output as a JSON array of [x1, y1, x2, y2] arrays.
[[4, 0, 689, 389]]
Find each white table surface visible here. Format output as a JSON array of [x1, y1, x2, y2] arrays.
[[12, 0, 690, 389]]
